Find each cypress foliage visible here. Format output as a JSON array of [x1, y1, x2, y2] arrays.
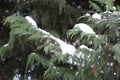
[[0, 0, 120, 80]]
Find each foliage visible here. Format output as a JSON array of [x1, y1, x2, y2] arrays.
[[0, 0, 120, 80], [0, 16, 97, 80]]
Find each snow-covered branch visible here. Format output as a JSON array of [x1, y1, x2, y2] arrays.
[[74, 23, 95, 34], [25, 16, 76, 55]]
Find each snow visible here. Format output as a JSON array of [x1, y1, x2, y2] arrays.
[[25, 16, 97, 65], [98, 56, 101, 58], [67, 56, 73, 64], [95, 35, 99, 38], [25, 16, 76, 55], [73, 45, 94, 64], [53, 66, 57, 69], [85, 13, 90, 16], [77, 45, 94, 61], [25, 16, 98, 66], [80, 45, 94, 51], [51, 37, 76, 55], [37, 28, 50, 35], [92, 13, 101, 19], [104, 11, 120, 15], [13, 74, 21, 80], [3, 43, 8, 47], [31, 52, 36, 55], [25, 16, 96, 56], [13, 74, 31, 80], [76, 52, 84, 59], [104, 11, 112, 14], [13, 76, 19, 80], [100, 70, 104, 73], [112, 6, 116, 10], [74, 23, 95, 34], [80, 45, 89, 49], [114, 72, 117, 75], [75, 71, 79, 76], [110, 62, 113, 66], [107, 62, 113, 67], [27, 76, 31, 80], [37, 29, 76, 55], [25, 16, 38, 28]]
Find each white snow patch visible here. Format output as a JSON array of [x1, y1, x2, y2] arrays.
[[25, 16, 37, 28], [92, 13, 101, 19], [27, 76, 31, 80], [100, 70, 104, 73], [67, 56, 73, 64], [104, 11, 120, 15], [104, 11, 112, 14], [107, 62, 114, 67], [75, 71, 79, 76], [112, 6, 116, 10], [37, 28, 50, 35], [80, 45, 94, 51], [50, 35, 76, 55], [19, 58, 21, 61], [75, 45, 94, 61], [85, 13, 90, 16], [76, 52, 84, 59], [31, 52, 36, 55], [95, 35, 99, 38], [53, 67, 56, 69], [98, 56, 101, 58], [74, 23, 95, 34], [13, 74, 31, 80], [110, 62, 113, 67], [114, 72, 116, 75], [3, 43, 8, 47], [13, 74, 21, 80]]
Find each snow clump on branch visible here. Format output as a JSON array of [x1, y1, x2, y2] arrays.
[[92, 13, 102, 19], [74, 23, 95, 34], [25, 16, 38, 28]]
